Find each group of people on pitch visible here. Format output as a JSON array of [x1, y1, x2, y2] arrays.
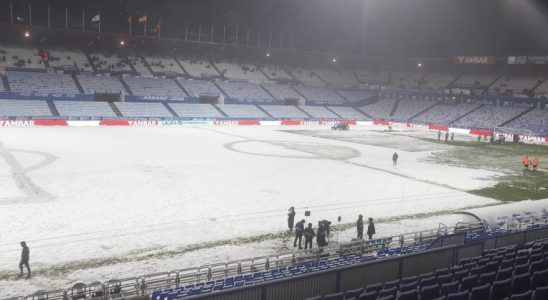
[[522, 155, 540, 171], [287, 207, 376, 250]]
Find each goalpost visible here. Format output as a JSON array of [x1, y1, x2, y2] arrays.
[[493, 127, 533, 137]]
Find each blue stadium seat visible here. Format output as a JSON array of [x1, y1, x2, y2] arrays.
[[358, 291, 377, 300], [398, 282, 417, 293], [378, 287, 397, 298], [530, 260, 545, 274], [490, 278, 512, 300], [510, 290, 532, 300], [324, 292, 344, 300], [344, 288, 363, 299], [396, 289, 418, 300], [400, 276, 417, 285], [364, 283, 383, 293], [515, 263, 530, 276], [452, 269, 469, 282], [376, 295, 395, 300], [512, 273, 532, 294], [420, 285, 440, 300], [469, 284, 490, 300], [420, 276, 436, 287], [440, 281, 459, 296], [500, 258, 514, 269], [478, 271, 496, 286], [446, 291, 469, 300], [484, 261, 499, 273], [532, 286, 548, 300], [459, 274, 478, 292], [383, 279, 400, 289], [496, 267, 513, 281], [304, 296, 322, 300], [436, 273, 453, 285], [531, 269, 548, 289], [435, 268, 450, 277]]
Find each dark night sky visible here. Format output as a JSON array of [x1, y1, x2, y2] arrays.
[[1, 0, 548, 57]]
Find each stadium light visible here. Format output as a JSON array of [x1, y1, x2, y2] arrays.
[[24, 31, 30, 38], [332, 58, 337, 63], [266, 52, 270, 57], [119, 40, 125, 46], [417, 62, 423, 68]]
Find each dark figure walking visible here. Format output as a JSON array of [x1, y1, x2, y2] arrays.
[[357, 215, 364, 239], [444, 131, 449, 142], [450, 132, 454, 142], [304, 223, 315, 250], [319, 220, 332, 242], [287, 207, 296, 231], [317, 222, 328, 247], [367, 218, 376, 240], [392, 152, 398, 166], [437, 131, 441, 141], [19, 241, 31, 278], [294, 219, 305, 249]]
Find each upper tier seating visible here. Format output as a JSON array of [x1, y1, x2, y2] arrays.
[[127, 55, 153, 77], [168, 103, 224, 118], [0, 100, 52, 117], [146, 56, 184, 75], [412, 103, 481, 125], [299, 106, 339, 119], [217, 81, 273, 102], [259, 105, 309, 118], [115, 102, 173, 118], [421, 73, 457, 91], [286, 66, 325, 86], [0, 45, 44, 70], [261, 83, 301, 100], [326, 106, 368, 119], [453, 75, 496, 88], [0, 75, 6, 91], [215, 61, 268, 81], [217, 104, 268, 118], [47, 48, 94, 72], [294, 85, 346, 103], [505, 108, 548, 136], [355, 70, 389, 85], [88, 52, 132, 73], [337, 89, 375, 102], [532, 80, 548, 98], [54, 100, 116, 118], [7, 71, 79, 94], [360, 98, 398, 119], [77, 74, 125, 94], [178, 58, 220, 78], [124, 77, 185, 98], [259, 65, 293, 81], [390, 72, 423, 89], [491, 77, 539, 96], [452, 105, 530, 129], [177, 79, 222, 97], [313, 69, 358, 88], [391, 99, 437, 121]]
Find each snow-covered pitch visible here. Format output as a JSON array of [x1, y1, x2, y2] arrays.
[[0, 126, 499, 297]]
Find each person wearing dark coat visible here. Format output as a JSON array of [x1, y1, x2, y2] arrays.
[[357, 215, 364, 239], [317, 223, 328, 247], [294, 219, 305, 249], [392, 152, 399, 166], [367, 218, 376, 240], [287, 207, 296, 231], [19, 241, 31, 278], [304, 223, 315, 250], [319, 220, 332, 241]]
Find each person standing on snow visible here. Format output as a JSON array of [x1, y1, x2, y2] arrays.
[[533, 157, 539, 172], [523, 155, 530, 171], [357, 215, 364, 239], [304, 223, 315, 250], [287, 207, 296, 232], [367, 218, 376, 240], [294, 219, 305, 249], [19, 241, 31, 278], [392, 152, 399, 166], [317, 222, 328, 247]]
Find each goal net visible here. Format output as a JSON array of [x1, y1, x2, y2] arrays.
[[494, 127, 533, 137]]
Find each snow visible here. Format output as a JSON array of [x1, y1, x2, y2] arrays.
[[0, 126, 499, 297]]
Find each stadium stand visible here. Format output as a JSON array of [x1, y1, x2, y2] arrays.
[[326, 106, 368, 119], [259, 105, 309, 118], [77, 74, 126, 94], [47, 48, 94, 72], [532, 79, 548, 98], [0, 75, 6, 91], [286, 66, 325, 86], [294, 85, 346, 103], [0, 45, 44, 70], [390, 72, 423, 90], [259, 64, 294, 81], [360, 98, 398, 120], [146, 56, 185, 75], [88, 52, 132, 73], [217, 81, 273, 102], [127, 54, 153, 77], [299, 106, 340, 119], [313, 69, 358, 88], [178, 57, 220, 78], [177, 78, 222, 97], [412, 103, 481, 125], [0, 99, 52, 117], [452, 74, 497, 89], [114, 102, 173, 118], [421, 73, 457, 91], [123, 76, 186, 98], [337, 89, 376, 102], [167, 103, 224, 118], [7, 71, 80, 94], [504, 108, 548, 136], [216, 104, 269, 118], [490, 76, 539, 96], [54, 101, 117, 118], [214, 61, 269, 82], [390, 99, 437, 121], [261, 83, 301, 100], [355, 70, 389, 86], [452, 105, 531, 129]]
